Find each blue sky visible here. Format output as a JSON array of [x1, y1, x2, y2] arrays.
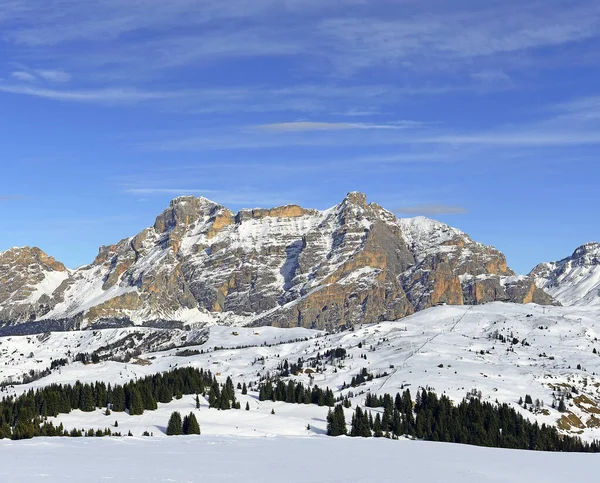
[[1, 0, 599, 273]]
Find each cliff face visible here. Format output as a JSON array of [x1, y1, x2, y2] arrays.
[[0, 247, 70, 323], [531, 242, 600, 306], [0, 192, 555, 331]]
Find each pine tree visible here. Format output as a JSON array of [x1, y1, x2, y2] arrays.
[[166, 411, 183, 435], [558, 397, 567, 412], [327, 404, 347, 436], [245, 402, 250, 411], [128, 387, 144, 416], [79, 384, 95, 412], [374, 413, 383, 437], [242, 383, 248, 395], [195, 394, 200, 409], [182, 412, 200, 435], [111, 385, 126, 412]]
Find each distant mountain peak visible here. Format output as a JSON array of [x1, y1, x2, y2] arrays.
[[531, 242, 600, 306], [571, 242, 600, 265]]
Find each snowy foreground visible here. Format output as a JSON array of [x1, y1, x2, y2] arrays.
[[0, 435, 598, 483]]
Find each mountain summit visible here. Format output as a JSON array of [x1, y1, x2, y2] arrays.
[[0, 193, 555, 332]]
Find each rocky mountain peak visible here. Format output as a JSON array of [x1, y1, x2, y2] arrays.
[[0, 246, 66, 272], [153, 196, 222, 233], [571, 242, 600, 266], [342, 191, 368, 208]]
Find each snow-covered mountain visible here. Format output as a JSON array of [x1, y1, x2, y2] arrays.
[[0, 192, 554, 333], [531, 242, 600, 306]]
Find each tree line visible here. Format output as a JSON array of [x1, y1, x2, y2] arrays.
[[0, 366, 234, 440], [327, 388, 600, 452]]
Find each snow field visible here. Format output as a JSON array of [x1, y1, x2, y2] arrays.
[[0, 435, 599, 483]]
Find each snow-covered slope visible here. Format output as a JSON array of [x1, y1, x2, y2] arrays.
[[532, 242, 600, 306], [4, 302, 600, 440], [0, 193, 553, 332]]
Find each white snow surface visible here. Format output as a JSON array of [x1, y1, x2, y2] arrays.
[[545, 264, 600, 307], [24, 270, 70, 304], [0, 435, 597, 483], [397, 216, 464, 259]]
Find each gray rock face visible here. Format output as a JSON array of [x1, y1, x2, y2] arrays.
[[0, 247, 70, 323], [0, 193, 556, 331]]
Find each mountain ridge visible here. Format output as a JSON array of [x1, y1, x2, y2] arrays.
[[0, 192, 556, 332]]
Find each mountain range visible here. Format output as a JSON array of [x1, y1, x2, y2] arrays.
[[0, 192, 596, 334]]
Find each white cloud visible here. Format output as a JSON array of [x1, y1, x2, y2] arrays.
[[36, 69, 71, 82], [2, 0, 597, 83], [10, 71, 36, 81], [255, 120, 422, 132], [424, 132, 600, 146], [0, 84, 183, 103]]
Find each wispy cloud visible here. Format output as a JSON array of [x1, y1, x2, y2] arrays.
[[36, 69, 71, 83], [422, 133, 600, 146], [3, 0, 597, 88], [8, 68, 71, 83], [0, 195, 26, 201], [395, 204, 469, 216], [0, 84, 183, 103], [255, 120, 422, 132], [10, 71, 36, 81]]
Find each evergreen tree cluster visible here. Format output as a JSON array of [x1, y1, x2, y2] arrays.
[[258, 380, 335, 406], [0, 367, 217, 440], [336, 388, 600, 452], [207, 375, 239, 410], [349, 368, 375, 387], [166, 411, 199, 435]]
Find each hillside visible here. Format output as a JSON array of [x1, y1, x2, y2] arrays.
[[3, 302, 600, 441]]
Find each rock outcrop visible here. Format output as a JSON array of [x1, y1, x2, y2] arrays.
[[0, 247, 70, 323]]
